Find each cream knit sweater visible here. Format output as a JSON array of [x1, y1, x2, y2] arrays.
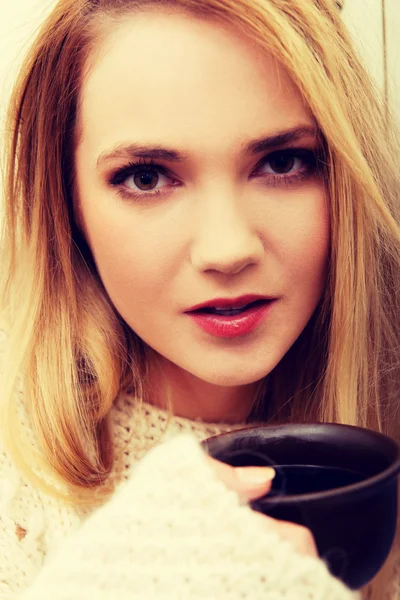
[[0, 381, 365, 600]]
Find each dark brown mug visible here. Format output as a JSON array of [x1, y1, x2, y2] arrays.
[[201, 423, 400, 590]]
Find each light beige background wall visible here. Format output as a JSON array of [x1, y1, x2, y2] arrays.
[[342, 0, 384, 93], [0, 1, 57, 128], [387, 0, 400, 122]]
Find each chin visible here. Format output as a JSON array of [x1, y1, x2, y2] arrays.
[[191, 361, 278, 387]]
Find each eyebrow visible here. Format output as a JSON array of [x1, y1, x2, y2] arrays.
[[96, 125, 319, 169]]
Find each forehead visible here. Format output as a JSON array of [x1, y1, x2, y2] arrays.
[[77, 9, 312, 160]]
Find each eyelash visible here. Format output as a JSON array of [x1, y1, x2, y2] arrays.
[[108, 148, 324, 202]]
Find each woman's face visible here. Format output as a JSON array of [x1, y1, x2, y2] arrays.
[[75, 9, 330, 416]]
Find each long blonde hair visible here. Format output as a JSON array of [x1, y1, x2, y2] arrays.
[[1, 0, 399, 514]]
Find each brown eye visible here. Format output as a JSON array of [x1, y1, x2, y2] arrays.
[[268, 153, 296, 174], [109, 160, 176, 200], [132, 168, 160, 190]]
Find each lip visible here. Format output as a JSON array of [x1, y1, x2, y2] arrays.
[[186, 294, 275, 312], [186, 299, 275, 338]]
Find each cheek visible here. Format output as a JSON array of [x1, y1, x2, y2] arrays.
[[79, 205, 179, 303], [275, 190, 330, 286]]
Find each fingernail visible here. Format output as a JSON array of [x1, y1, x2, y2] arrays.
[[235, 467, 276, 486]]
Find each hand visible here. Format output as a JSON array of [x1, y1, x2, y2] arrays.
[[205, 455, 318, 558]]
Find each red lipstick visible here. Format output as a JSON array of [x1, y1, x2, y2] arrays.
[[187, 294, 274, 311], [185, 295, 276, 338]]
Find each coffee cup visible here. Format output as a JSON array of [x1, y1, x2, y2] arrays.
[[201, 423, 400, 589]]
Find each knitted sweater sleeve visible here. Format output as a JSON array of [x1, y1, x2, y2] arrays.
[[0, 433, 359, 600]]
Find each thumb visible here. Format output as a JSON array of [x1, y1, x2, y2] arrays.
[[204, 455, 276, 502]]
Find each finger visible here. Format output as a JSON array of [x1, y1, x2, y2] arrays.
[[204, 455, 275, 501], [251, 512, 319, 557]]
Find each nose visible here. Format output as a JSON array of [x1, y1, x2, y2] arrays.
[[190, 189, 264, 276]]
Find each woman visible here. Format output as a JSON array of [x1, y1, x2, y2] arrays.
[[0, 0, 399, 598]]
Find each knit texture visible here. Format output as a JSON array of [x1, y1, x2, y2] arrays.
[[0, 390, 359, 600], [0, 330, 391, 599]]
